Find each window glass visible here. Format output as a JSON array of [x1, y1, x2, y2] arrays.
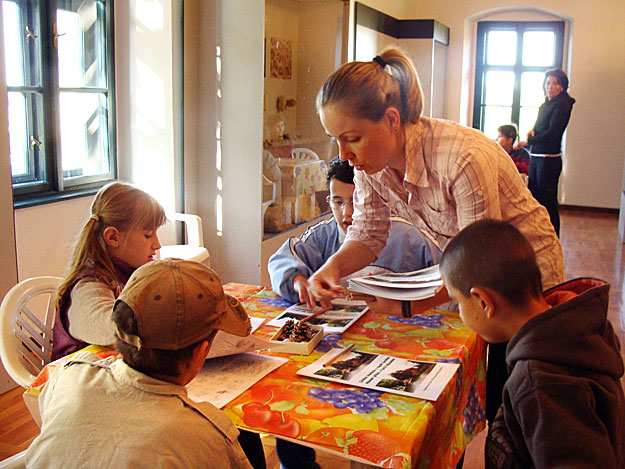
[[7, 91, 27, 175], [486, 30, 516, 65], [520, 72, 546, 107], [485, 71, 515, 105], [59, 92, 110, 179], [519, 108, 539, 140], [483, 105, 512, 139], [522, 31, 555, 66], [57, 2, 106, 89]]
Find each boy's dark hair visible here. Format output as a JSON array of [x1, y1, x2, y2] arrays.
[[113, 301, 211, 378], [440, 219, 543, 308], [326, 156, 354, 187], [497, 124, 518, 141], [544, 68, 569, 91]]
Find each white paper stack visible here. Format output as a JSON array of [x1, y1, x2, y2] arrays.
[[347, 265, 442, 301]]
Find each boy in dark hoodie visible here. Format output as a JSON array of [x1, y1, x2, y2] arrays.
[[440, 219, 625, 468]]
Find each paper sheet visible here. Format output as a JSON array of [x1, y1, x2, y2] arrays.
[[206, 317, 283, 359], [188, 353, 287, 408], [297, 348, 458, 401]]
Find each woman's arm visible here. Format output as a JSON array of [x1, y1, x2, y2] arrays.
[[527, 99, 573, 148], [306, 240, 376, 309]]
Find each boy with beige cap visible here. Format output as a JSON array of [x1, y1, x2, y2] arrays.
[[26, 259, 253, 468]]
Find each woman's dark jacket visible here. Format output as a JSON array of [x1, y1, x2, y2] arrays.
[[528, 91, 575, 154]]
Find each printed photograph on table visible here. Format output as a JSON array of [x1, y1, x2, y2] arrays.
[[267, 299, 368, 334], [298, 349, 458, 401], [376, 361, 435, 392]]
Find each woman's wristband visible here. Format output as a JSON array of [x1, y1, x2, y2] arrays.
[[401, 300, 412, 318]]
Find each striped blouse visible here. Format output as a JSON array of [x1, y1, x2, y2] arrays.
[[345, 116, 565, 289]]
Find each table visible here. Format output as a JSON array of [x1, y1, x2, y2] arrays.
[[24, 284, 486, 469]]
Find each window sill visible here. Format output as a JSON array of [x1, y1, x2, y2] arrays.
[[13, 187, 101, 209]]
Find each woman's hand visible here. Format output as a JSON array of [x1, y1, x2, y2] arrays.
[[307, 267, 343, 311], [514, 140, 528, 150]]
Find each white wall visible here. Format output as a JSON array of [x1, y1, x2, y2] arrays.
[[357, 0, 625, 209], [184, 0, 265, 284], [296, 1, 346, 144], [0, 8, 19, 390]]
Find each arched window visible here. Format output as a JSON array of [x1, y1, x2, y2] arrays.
[[473, 21, 564, 139]]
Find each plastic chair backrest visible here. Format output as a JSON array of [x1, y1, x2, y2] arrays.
[[291, 147, 319, 160], [262, 175, 278, 216], [158, 212, 210, 264], [0, 276, 62, 388]]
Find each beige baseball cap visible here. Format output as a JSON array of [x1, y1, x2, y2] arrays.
[[114, 259, 251, 350]]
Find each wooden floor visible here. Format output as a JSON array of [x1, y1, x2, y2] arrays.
[[2, 208, 624, 467]]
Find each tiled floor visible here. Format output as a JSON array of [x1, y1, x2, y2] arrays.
[[2, 208, 624, 467]]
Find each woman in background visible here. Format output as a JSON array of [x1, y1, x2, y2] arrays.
[[516, 69, 575, 236]]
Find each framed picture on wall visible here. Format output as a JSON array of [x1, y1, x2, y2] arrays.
[[270, 37, 292, 79]]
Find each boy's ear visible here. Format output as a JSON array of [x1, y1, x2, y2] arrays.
[[102, 226, 120, 248], [190, 340, 210, 374], [469, 286, 496, 318]]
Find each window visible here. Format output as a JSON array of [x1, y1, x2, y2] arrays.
[[2, 0, 115, 206], [473, 21, 564, 139]]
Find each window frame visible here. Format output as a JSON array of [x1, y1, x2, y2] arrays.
[[6, 0, 116, 207], [472, 21, 565, 133]]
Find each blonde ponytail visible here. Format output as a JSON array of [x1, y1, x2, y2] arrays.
[[316, 47, 423, 125]]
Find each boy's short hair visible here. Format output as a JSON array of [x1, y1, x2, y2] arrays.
[[440, 220, 543, 308], [326, 156, 354, 187], [497, 124, 518, 141], [113, 259, 251, 377]]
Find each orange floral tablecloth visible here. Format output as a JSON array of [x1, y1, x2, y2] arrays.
[[24, 283, 486, 469], [223, 284, 486, 469]]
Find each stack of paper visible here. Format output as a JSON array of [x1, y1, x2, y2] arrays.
[[347, 265, 442, 301]]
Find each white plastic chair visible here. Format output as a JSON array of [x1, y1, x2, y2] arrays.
[[0, 276, 62, 388], [262, 175, 278, 217], [158, 213, 210, 264], [291, 147, 319, 160]]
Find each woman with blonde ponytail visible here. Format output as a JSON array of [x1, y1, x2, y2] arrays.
[[52, 182, 166, 360], [308, 47, 565, 311], [303, 48, 568, 440]]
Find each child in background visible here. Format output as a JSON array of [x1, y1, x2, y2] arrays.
[[51, 181, 166, 360], [496, 124, 530, 175], [440, 219, 625, 468]]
